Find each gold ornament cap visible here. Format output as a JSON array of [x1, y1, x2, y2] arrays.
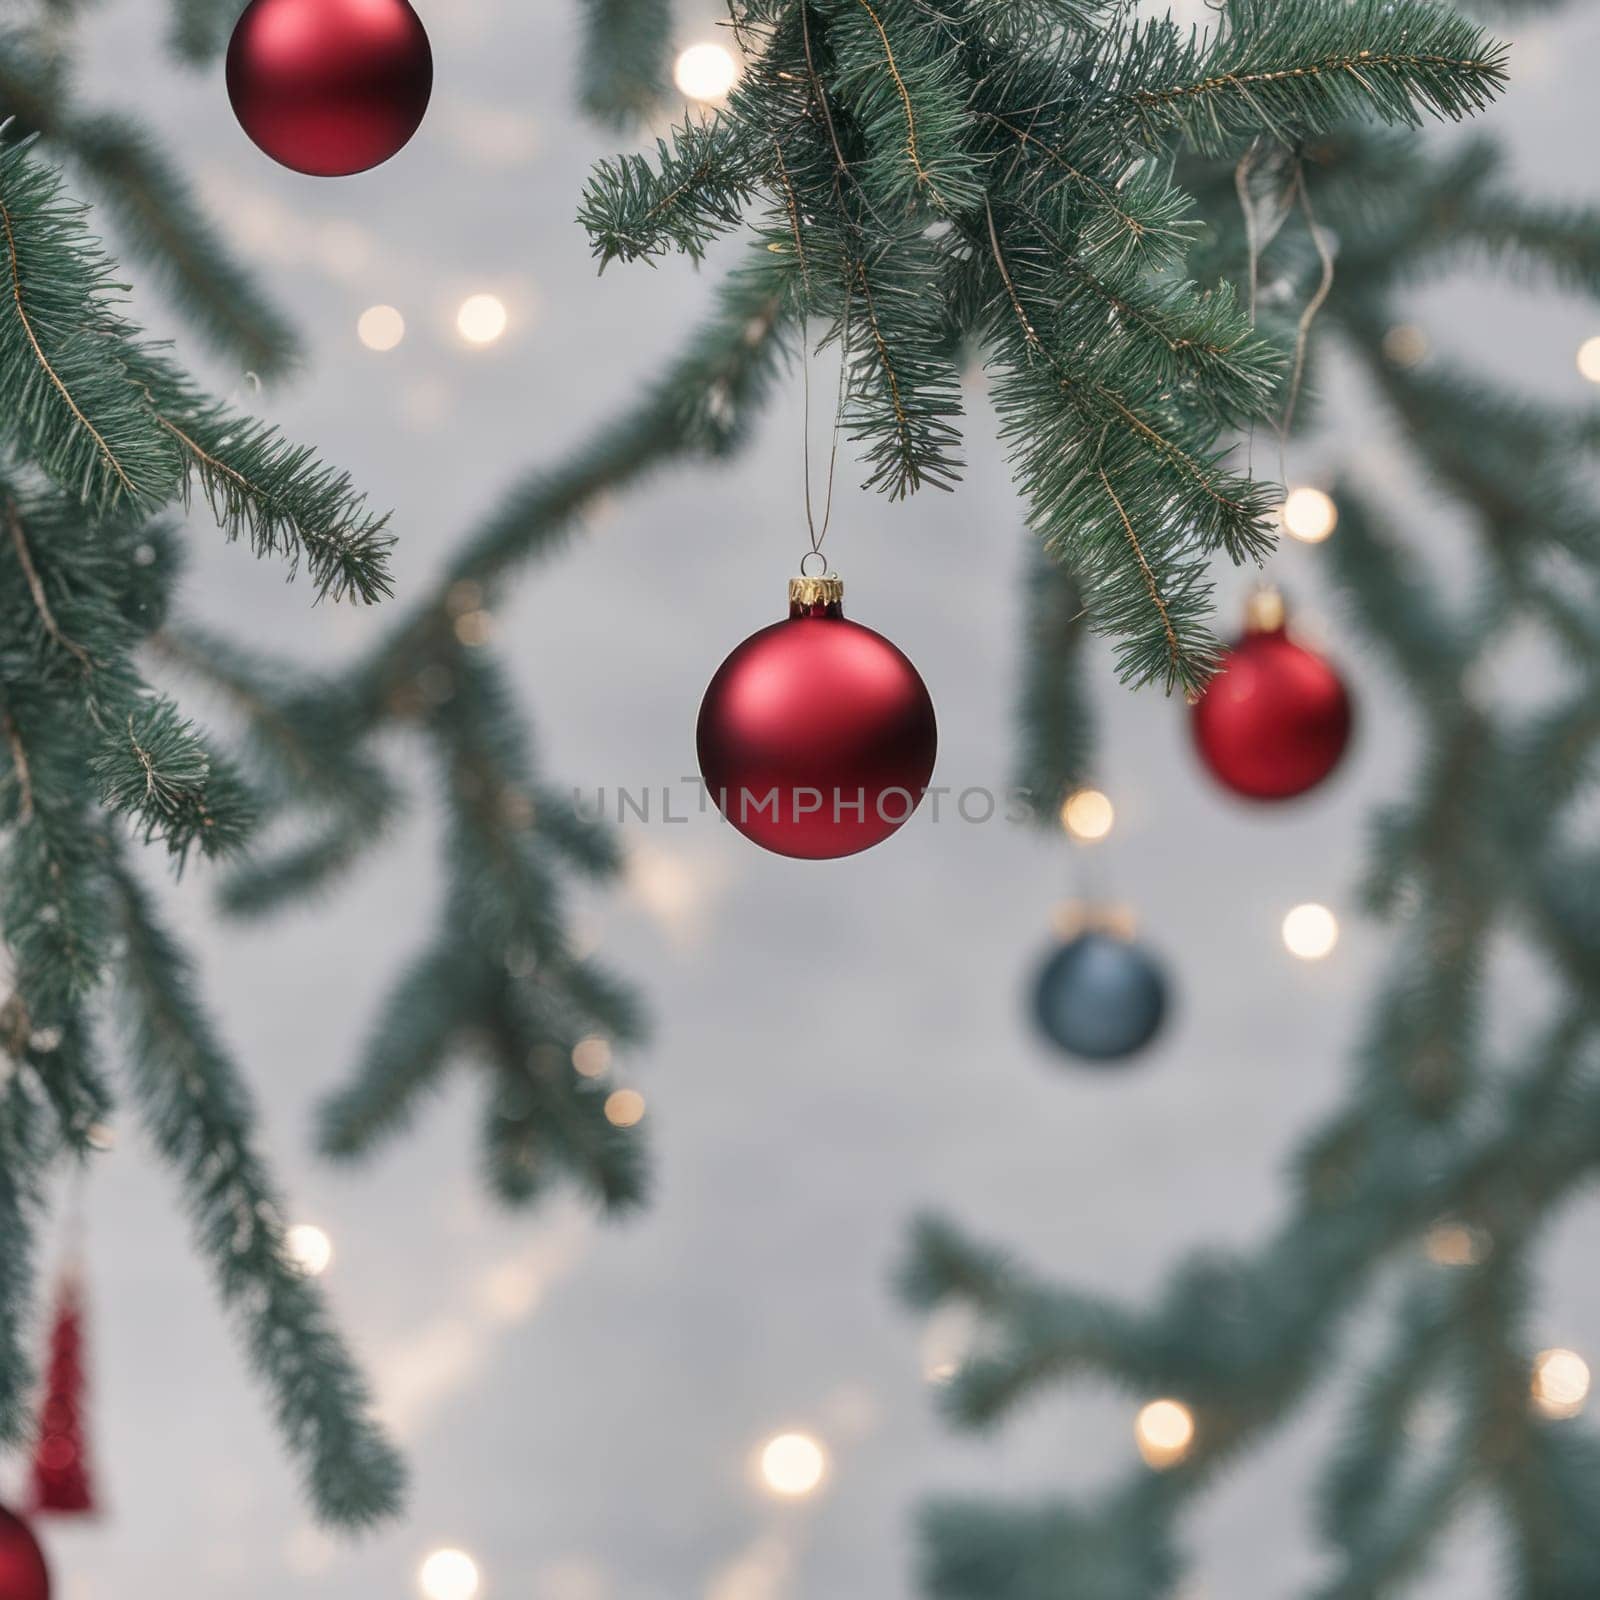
[[1244, 583, 1287, 634], [790, 573, 844, 608]]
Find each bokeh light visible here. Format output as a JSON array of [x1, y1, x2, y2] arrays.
[[572, 1037, 612, 1078], [285, 1223, 333, 1277], [1135, 1399, 1195, 1469], [675, 42, 739, 102], [1061, 787, 1115, 842], [1282, 903, 1339, 962], [357, 304, 406, 351], [457, 294, 509, 347], [604, 1088, 646, 1128], [1280, 486, 1338, 544], [1382, 324, 1429, 368], [1578, 337, 1600, 384], [759, 1431, 828, 1497], [419, 1548, 481, 1600], [1532, 1348, 1591, 1419]]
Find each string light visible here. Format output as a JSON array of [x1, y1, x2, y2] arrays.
[[758, 1432, 827, 1497], [603, 1088, 646, 1128], [572, 1037, 611, 1078], [1280, 486, 1338, 544], [418, 1549, 481, 1600], [1532, 1348, 1590, 1420], [674, 42, 739, 102], [1282, 903, 1339, 961], [1578, 337, 1600, 384], [357, 304, 406, 351], [1134, 1399, 1195, 1469], [456, 294, 509, 347], [285, 1223, 333, 1277], [1061, 787, 1115, 842]]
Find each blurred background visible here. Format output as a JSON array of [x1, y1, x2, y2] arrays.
[[9, 1, 1600, 1595]]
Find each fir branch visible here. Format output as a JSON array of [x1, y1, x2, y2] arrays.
[[0, 136, 176, 512], [1088, 1, 1510, 156], [111, 857, 406, 1527], [0, 45, 298, 376], [134, 354, 396, 604], [578, 0, 674, 126], [318, 945, 477, 1161], [91, 697, 258, 867], [580, 114, 756, 266]]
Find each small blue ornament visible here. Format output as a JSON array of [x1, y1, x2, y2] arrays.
[[1031, 930, 1168, 1063]]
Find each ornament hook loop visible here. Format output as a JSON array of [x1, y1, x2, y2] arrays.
[[799, 549, 830, 578]]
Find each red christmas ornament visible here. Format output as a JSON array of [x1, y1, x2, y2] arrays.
[[0, 1504, 49, 1600], [1192, 589, 1353, 801], [697, 574, 937, 859], [227, 0, 433, 177], [28, 1272, 97, 1518]]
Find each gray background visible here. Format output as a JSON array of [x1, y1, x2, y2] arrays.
[[13, 1, 1600, 1595]]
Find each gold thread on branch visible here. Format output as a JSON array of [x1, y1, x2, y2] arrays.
[[854, 260, 915, 474], [853, 0, 932, 193], [1098, 465, 1186, 688], [1125, 49, 1501, 113]]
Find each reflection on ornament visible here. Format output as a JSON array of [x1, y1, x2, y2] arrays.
[[0, 1504, 49, 1600], [697, 575, 937, 859], [1192, 589, 1352, 801], [1031, 924, 1168, 1064], [758, 1432, 828, 1497], [227, 0, 433, 177], [1135, 1399, 1195, 1468]]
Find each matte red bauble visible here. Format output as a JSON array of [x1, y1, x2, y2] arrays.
[[227, 0, 433, 176], [697, 575, 937, 859], [0, 1504, 49, 1600], [1192, 589, 1352, 801]]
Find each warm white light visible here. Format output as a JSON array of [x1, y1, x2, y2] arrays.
[[1424, 1221, 1484, 1268], [1282, 903, 1339, 962], [1533, 1348, 1591, 1419], [572, 1037, 612, 1078], [1061, 788, 1115, 842], [759, 1431, 827, 1497], [1281, 486, 1338, 544], [1578, 337, 1600, 384], [603, 1088, 646, 1128], [285, 1224, 333, 1277], [357, 304, 405, 352], [674, 42, 739, 102], [419, 1548, 481, 1600], [1135, 1399, 1195, 1469], [1382, 324, 1429, 368], [456, 294, 509, 347]]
